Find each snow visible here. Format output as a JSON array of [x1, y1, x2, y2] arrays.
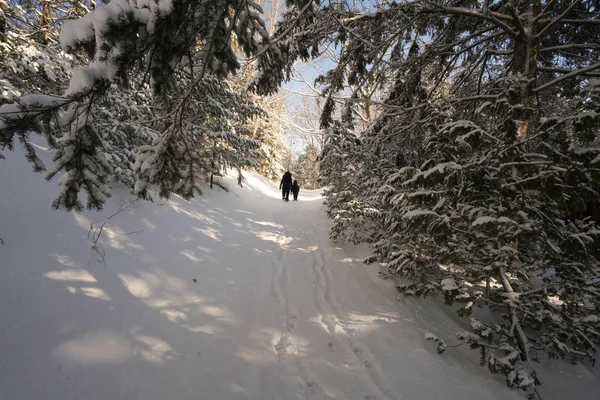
[[402, 209, 439, 219], [402, 162, 462, 185], [441, 278, 459, 291], [0, 102, 24, 120], [582, 315, 599, 323], [59, 14, 95, 49], [0, 143, 598, 400], [66, 62, 118, 95], [157, 0, 173, 12], [472, 216, 495, 226]]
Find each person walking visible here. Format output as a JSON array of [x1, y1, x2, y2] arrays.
[[279, 171, 292, 202], [291, 180, 300, 201]]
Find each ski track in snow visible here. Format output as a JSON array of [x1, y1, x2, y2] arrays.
[[270, 215, 307, 399], [301, 219, 396, 400]]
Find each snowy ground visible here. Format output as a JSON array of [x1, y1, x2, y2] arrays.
[[1, 145, 599, 400]]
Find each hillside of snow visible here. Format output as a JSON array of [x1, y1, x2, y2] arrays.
[[1, 144, 598, 400]]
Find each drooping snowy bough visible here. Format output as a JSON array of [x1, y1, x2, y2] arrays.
[[1, 0, 269, 210]]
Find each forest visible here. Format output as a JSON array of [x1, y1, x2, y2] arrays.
[[1, 1, 599, 397]]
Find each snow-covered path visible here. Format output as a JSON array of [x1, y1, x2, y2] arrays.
[[1, 148, 598, 399]]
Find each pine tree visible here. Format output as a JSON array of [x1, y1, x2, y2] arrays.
[[0, 0, 271, 210], [292, 143, 319, 189], [231, 60, 289, 181], [253, 0, 600, 394]]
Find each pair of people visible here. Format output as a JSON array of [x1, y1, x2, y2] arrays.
[[279, 171, 300, 202]]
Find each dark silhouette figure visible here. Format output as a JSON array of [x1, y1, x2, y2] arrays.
[[292, 180, 300, 201], [280, 171, 292, 202]]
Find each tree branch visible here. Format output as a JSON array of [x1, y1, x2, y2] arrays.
[[540, 43, 600, 52], [534, 61, 600, 93], [536, 0, 582, 39], [425, 3, 518, 37]]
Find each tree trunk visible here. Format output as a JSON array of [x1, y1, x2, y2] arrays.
[[0, 8, 6, 37], [210, 159, 215, 189], [41, 0, 51, 44], [511, 1, 542, 142]]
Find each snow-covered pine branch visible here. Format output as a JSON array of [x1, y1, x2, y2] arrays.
[[1, 0, 272, 210]]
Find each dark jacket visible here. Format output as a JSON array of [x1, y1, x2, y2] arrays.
[[292, 181, 300, 195], [280, 172, 292, 189]]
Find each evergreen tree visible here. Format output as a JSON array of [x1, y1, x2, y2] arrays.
[[253, 0, 600, 394], [291, 143, 319, 189], [1, 0, 271, 210], [231, 60, 289, 181]]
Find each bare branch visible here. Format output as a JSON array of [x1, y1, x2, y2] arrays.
[[424, 3, 518, 37], [506, 3, 525, 38], [540, 43, 600, 52], [536, 0, 582, 39], [538, 66, 600, 76], [246, 0, 315, 61], [534, 61, 600, 93], [561, 19, 600, 24]]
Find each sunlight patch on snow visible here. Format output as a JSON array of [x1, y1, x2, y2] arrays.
[[255, 231, 279, 243], [242, 173, 282, 199], [310, 314, 331, 333], [270, 331, 310, 357], [117, 271, 226, 326], [73, 212, 90, 230], [234, 209, 254, 215], [346, 312, 400, 325], [183, 324, 223, 335], [247, 219, 282, 229], [249, 228, 295, 246], [63, 285, 112, 302], [160, 308, 188, 323], [295, 245, 318, 253], [73, 209, 146, 252], [133, 335, 176, 364], [236, 345, 272, 366], [52, 254, 78, 267], [297, 193, 324, 202], [197, 246, 214, 253], [103, 226, 145, 251], [197, 304, 235, 321], [344, 312, 399, 334], [167, 233, 194, 242], [81, 287, 112, 302], [192, 226, 222, 241], [252, 248, 273, 255], [137, 271, 162, 288], [180, 249, 203, 263], [170, 203, 218, 225], [118, 273, 153, 298], [53, 331, 131, 365], [45, 269, 97, 283]]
